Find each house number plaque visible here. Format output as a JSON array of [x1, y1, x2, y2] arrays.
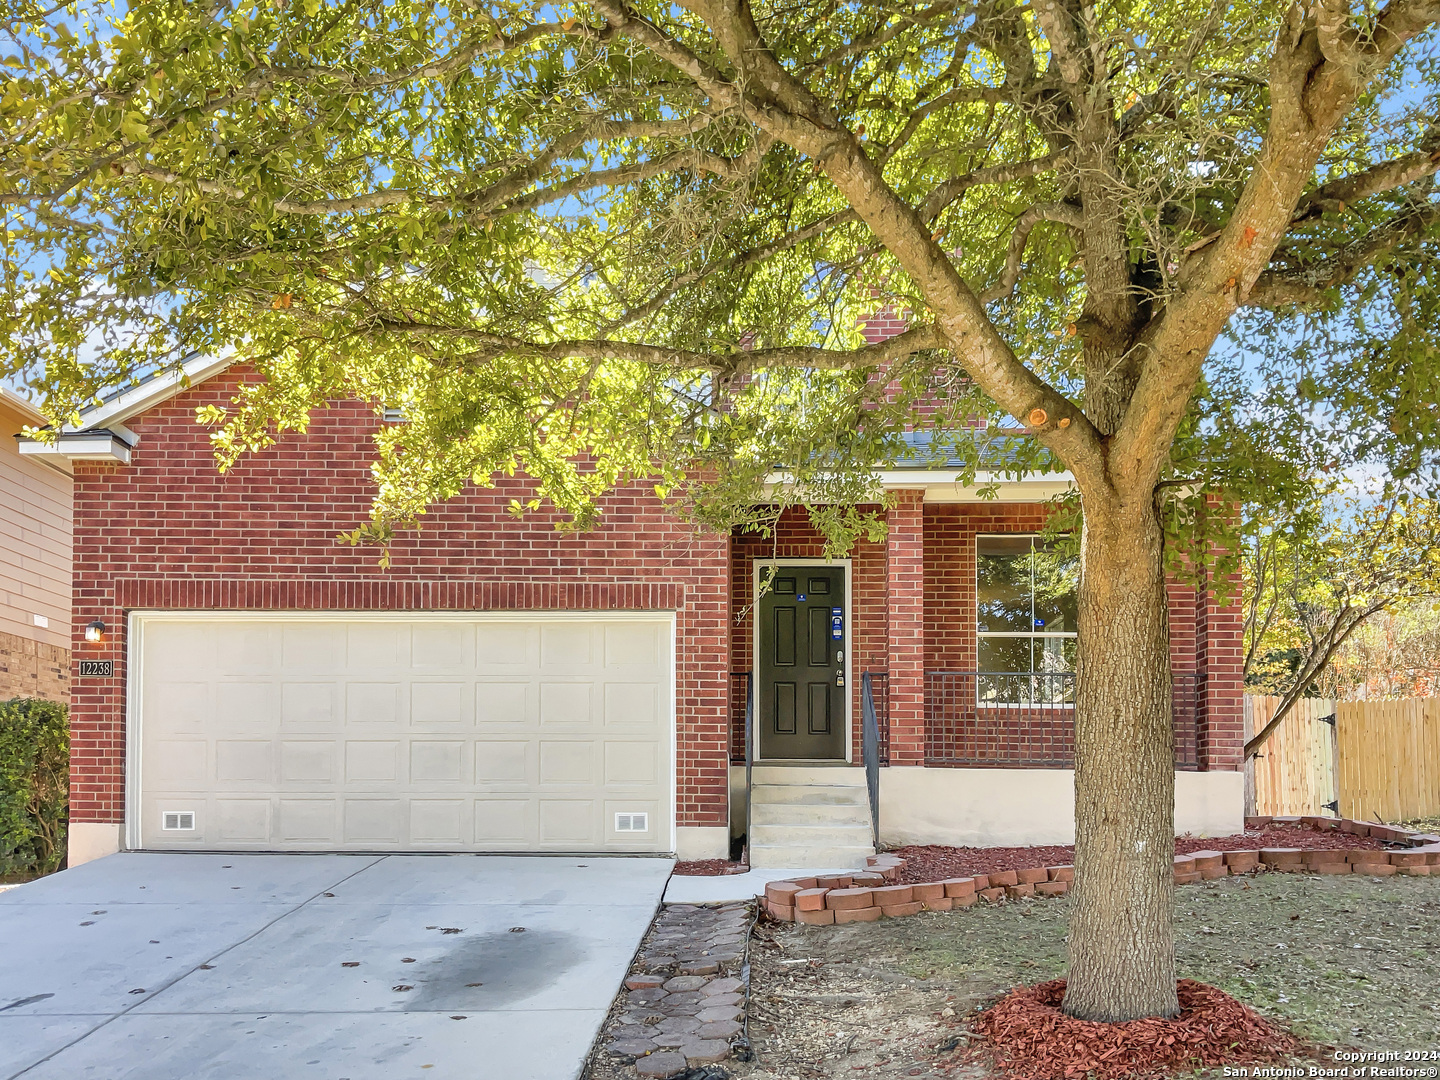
[[78, 660, 113, 677]]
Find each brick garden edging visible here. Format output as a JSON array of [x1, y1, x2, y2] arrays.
[[759, 816, 1440, 924]]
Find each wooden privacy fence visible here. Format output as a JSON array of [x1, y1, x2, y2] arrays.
[[1247, 695, 1440, 821]]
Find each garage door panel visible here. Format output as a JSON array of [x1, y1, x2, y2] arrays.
[[279, 741, 335, 783], [542, 624, 593, 668], [138, 616, 671, 853], [278, 799, 337, 843], [539, 799, 596, 844], [603, 683, 660, 728], [150, 681, 211, 729], [410, 799, 465, 845], [346, 624, 406, 672], [605, 622, 660, 669], [281, 682, 338, 728], [539, 682, 593, 726], [475, 681, 530, 726], [411, 682, 467, 727], [215, 740, 273, 783], [474, 799, 533, 845], [217, 625, 277, 675], [344, 799, 404, 844], [604, 742, 659, 785], [282, 624, 342, 671], [216, 799, 272, 842], [411, 623, 473, 671], [153, 740, 207, 785], [216, 682, 274, 728], [476, 624, 538, 667], [538, 741, 595, 785], [346, 682, 402, 725], [474, 741, 532, 785], [344, 741, 400, 782], [409, 741, 464, 783]]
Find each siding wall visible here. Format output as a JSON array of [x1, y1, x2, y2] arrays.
[[0, 394, 72, 702]]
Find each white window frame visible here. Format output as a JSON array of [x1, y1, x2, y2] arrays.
[[975, 533, 1077, 707]]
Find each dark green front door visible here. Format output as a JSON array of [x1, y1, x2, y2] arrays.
[[757, 566, 847, 759]]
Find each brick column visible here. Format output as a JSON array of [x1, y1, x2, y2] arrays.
[[1195, 568, 1244, 770], [886, 490, 926, 765]]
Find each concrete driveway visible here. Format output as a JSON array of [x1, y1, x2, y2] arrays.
[[0, 852, 672, 1080]]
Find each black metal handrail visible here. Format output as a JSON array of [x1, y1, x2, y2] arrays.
[[861, 672, 884, 849], [728, 672, 749, 764], [743, 672, 754, 865]]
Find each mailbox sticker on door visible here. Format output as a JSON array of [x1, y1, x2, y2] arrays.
[[831, 607, 844, 639]]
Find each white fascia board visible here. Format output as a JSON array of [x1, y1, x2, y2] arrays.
[[70, 354, 233, 432], [19, 431, 132, 463], [879, 471, 1075, 503], [761, 469, 1075, 503]]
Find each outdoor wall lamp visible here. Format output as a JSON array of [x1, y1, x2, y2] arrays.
[[85, 619, 106, 643]]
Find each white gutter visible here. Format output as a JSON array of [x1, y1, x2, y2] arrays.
[[19, 430, 133, 464]]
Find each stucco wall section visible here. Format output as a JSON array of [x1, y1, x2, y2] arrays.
[[878, 766, 1244, 847]]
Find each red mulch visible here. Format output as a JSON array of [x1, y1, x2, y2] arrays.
[[969, 978, 1303, 1080], [673, 859, 750, 876], [893, 822, 1384, 884]]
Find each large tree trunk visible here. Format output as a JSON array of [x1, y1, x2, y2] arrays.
[[1062, 493, 1179, 1022]]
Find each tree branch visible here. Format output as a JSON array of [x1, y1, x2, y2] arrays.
[[670, 0, 1109, 491], [979, 203, 1085, 302], [1246, 201, 1440, 307], [917, 152, 1071, 222], [372, 319, 947, 373]]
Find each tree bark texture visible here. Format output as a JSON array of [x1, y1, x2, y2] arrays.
[[1062, 494, 1179, 1021]]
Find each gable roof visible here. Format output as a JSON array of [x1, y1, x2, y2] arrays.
[[16, 355, 233, 463]]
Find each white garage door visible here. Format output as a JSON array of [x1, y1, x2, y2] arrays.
[[130, 613, 673, 853]]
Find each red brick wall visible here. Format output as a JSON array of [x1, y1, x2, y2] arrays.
[[886, 491, 926, 764], [0, 631, 69, 703], [922, 504, 1239, 769], [68, 367, 731, 829], [1196, 567, 1245, 770]]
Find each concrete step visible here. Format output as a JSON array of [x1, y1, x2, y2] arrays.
[[750, 783, 869, 807], [749, 842, 875, 870], [749, 765, 866, 787], [750, 800, 871, 826], [750, 822, 874, 847]]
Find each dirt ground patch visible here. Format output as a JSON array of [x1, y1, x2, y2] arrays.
[[891, 824, 1386, 884], [724, 873, 1439, 1080]]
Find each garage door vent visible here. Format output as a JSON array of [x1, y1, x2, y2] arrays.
[[162, 811, 196, 831], [615, 812, 649, 833]]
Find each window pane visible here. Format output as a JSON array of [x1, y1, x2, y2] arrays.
[[1032, 542, 1078, 632], [978, 635, 1032, 673], [977, 536, 1033, 632], [1035, 636, 1077, 673]]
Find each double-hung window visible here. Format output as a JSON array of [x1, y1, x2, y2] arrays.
[[976, 534, 1078, 704]]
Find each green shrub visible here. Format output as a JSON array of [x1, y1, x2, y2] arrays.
[[0, 697, 69, 876]]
